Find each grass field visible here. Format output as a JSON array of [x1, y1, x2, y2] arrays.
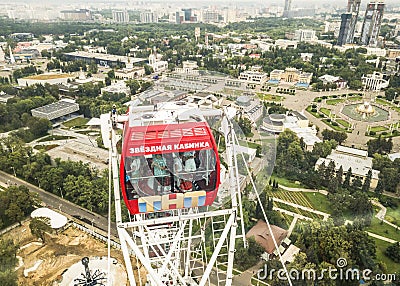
[[326, 98, 345, 105], [385, 207, 400, 227], [366, 216, 400, 242], [347, 96, 363, 101], [306, 106, 324, 118], [268, 189, 331, 214], [33, 144, 59, 151], [63, 117, 90, 128], [369, 126, 389, 133], [336, 119, 351, 129], [373, 238, 400, 274], [322, 119, 348, 132], [256, 93, 283, 102], [270, 175, 306, 188], [320, 107, 331, 117], [302, 192, 332, 214], [273, 200, 324, 220]]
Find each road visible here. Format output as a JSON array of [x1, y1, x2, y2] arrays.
[[0, 170, 117, 237]]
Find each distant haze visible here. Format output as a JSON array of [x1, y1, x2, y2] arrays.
[[0, 0, 398, 7]]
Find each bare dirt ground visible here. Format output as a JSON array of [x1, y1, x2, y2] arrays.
[[2, 221, 147, 286]]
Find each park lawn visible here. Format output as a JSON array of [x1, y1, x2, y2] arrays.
[[321, 119, 348, 132], [385, 207, 400, 227], [365, 216, 400, 242], [270, 175, 307, 188], [372, 238, 400, 274], [63, 117, 90, 128], [269, 190, 314, 209], [347, 96, 363, 101], [306, 106, 324, 118], [369, 126, 388, 133], [238, 140, 261, 149], [336, 119, 351, 129], [256, 93, 283, 102], [302, 192, 332, 214], [376, 98, 391, 106], [320, 107, 331, 117], [33, 144, 59, 151], [273, 201, 324, 220], [326, 98, 345, 105]]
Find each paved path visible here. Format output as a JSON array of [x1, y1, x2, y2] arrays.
[[287, 215, 298, 237], [273, 198, 330, 220], [273, 207, 313, 221], [279, 185, 329, 195], [366, 232, 398, 244], [371, 199, 400, 230]]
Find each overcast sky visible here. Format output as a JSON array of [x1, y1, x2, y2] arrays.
[[0, 0, 398, 6]]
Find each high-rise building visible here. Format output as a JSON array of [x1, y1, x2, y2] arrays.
[[60, 9, 92, 21], [361, 1, 385, 47], [112, 10, 129, 23], [294, 29, 317, 42], [283, 0, 292, 18], [182, 9, 192, 22], [140, 11, 158, 23], [337, 0, 361, 46]]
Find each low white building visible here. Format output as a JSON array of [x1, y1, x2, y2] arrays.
[[233, 144, 257, 163], [261, 111, 321, 151], [101, 81, 130, 95], [362, 72, 390, 91], [275, 39, 298, 50], [115, 66, 145, 80], [238, 71, 268, 83], [318, 74, 348, 89], [149, 53, 168, 74], [31, 99, 79, 121], [315, 145, 380, 188]]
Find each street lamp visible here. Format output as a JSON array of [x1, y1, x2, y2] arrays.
[[34, 177, 41, 188], [59, 187, 64, 199], [10, 166, 16, 177]]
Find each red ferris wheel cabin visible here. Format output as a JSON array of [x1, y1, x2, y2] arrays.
[[120, 102, 220, 214]]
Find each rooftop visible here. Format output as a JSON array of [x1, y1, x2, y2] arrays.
[[65, 51, 146, 64], [316, 147, 379, 179], [25, 73, 72, 80], [246, 220, 288, 254], [336, 145, 368, 158], [31, 207, 68, 229]]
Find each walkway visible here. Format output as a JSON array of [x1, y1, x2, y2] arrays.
[[273, 198, 330, 220], [366, 232, 398, 244], [279, 185, 328, 195], [371, 200, 400, 230]]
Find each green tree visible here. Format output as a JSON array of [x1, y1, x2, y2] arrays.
[[29, 217, 52, 243], [5, 203, 24, 226], [0, 238, 18, 286], [386, 242, 400, 263], [352, 176, 363, 191], [337, 165, 344, 186], [342, 168, 352, 190], [237, 116, 252, 137], [362, 170, 372, 192]]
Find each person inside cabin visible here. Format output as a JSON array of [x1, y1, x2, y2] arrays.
[[127, 157, 141, 184], [172, 153, 184, 192], [151, 153, 168, 194], [183, 151, 196, 172]]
